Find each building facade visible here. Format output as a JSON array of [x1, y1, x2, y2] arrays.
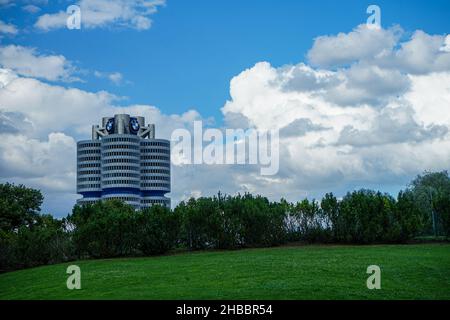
[[77, 114, 170, 209]]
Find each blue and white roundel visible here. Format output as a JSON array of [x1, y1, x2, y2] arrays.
[[106, 119, 114, 133], [130, 118, 140, 132]]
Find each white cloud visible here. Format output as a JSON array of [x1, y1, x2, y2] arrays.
[[0, 45, 78, 82], [388, 31, 450, 74], [94, 70, 124, 85], [34, 11, 66, 30], [0, 132, 76, 183], [35, 0, 165, 31], [336, 105, 448, 146], [0, 131, 77, 215], [308, 25, 450, 75], [0, 68, 116, 138], [404, 72, 450, 127], [22, 4, 41, 14], [307, 24, 401, 67], [0, 20, 18, 35], [440, 35, 450, 52], [108, 72, 123, 84], [222, 27, 450, 201]]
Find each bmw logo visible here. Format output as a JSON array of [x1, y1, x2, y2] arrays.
[[106, 119, 114, 133], [130, 118, 140, 133]]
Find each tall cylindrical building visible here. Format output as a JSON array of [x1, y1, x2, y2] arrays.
[[76, 140, 101, 204], [76, 114, 171, 209], [140, 139, 171, 207]]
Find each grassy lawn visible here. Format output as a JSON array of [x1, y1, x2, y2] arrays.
[[0, 243, 449, 300]]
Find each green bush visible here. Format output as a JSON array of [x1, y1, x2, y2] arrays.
[[0, 230, 18, 272], [1, 172, 449, 273], [0, 183, 43, 233], [433, 190, 450, 237], [394, 190, 425, 242], [176, 193, 287, 250], [136, 205, 180, 255], [68, 200, 137, 258], [409, 171, 450, 236], [15, 214, 74, 268]]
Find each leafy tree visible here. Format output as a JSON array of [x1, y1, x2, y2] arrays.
[[176, 193, 287, 250], [394, 190, 424, 241], [433, 189, 450, 237], [136, 205, 180, 255], [14, 214, 73, 268], [0, 229, 18, 272], [338, 190, 396, 243], [0, 183, 73, 272], [176, 197, 220, 250], [321, 193, 339, 239], [409, 171, 450, 236], [68, 200, 136, 258], [0, 183, 43, 232]]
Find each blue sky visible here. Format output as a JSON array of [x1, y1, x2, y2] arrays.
[[3, 0, 449, 122], [0, 0, 449, 216]]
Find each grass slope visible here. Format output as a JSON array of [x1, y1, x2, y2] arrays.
[[0, 244, 449, 300]]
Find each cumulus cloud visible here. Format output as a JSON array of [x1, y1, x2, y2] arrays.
[[22, 4, 41, 14], [94, 70, 124, 85], [280, 118, 329, 138], [307, 24, 401, 68], [0, 68, 118, 138], [0, 45, 78, 82], [278, 63, 339, 92], [222, 26, 450, 201], [336, 105, 448, 147], [35, 0, 165, 31], [324, 63, 411, 106], [278, 62, 411, 107], [0, 110, 33, 134], [387, 31, 450, 74], [0, 131, 77, 215], [440, 35, 450, 52], [308, 25, 450, 75], [0, 20, 18, 35], [0, 132, 76, 181]]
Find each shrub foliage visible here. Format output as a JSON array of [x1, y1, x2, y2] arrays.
[[1, 171, 449, 272]]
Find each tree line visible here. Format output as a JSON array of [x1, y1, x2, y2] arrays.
[[1, 171, 449, 272]]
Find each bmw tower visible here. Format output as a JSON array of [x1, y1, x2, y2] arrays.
[[76, 114, 171, 209]]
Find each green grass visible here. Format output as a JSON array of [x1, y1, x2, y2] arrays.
[[0, 244, 449, 300]]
